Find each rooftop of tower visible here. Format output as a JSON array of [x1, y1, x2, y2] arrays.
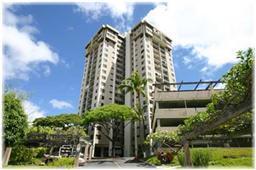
[[85, 20, 172, 50]]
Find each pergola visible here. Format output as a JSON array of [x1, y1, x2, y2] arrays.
[[154, 79, 223, 91], [153, 80, 252, 166], [27, 133, 93, 167]]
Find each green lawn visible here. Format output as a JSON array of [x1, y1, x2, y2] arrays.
[[205, 147, 253, 167], [147, 147, 253, 168]]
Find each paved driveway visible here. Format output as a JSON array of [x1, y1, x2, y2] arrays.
[[80, 157, 155, 168]]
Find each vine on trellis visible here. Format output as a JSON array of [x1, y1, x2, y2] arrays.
[[146, 48, 254, 147]]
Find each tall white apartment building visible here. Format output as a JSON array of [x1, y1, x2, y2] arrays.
[[79, 20, 176, 157]]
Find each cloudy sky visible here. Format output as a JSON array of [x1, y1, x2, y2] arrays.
[[2, 0, 254, 122]]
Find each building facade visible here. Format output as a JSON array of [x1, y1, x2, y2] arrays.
[[79, 21, 176, 157]]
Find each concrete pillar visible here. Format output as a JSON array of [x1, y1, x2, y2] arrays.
[[157, 119, 161, 127], [88, 145, 93, 160], [124, 121, 131, 157], [100, 147, 104, 157], [84, 144, 89, 161]]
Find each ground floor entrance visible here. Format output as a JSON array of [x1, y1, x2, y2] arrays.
[[94, 146, 124, 157]]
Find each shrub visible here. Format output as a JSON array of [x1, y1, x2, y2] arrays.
[[47, 157, 75, 167], [32, 147, 48, 158], [177, 152, 185, 166], [177, 149, 211, 167], [9, 145, 34, 165], [146, 156, 161, 166], [192, 149, 211, 167], [31, 158, 44, 166]]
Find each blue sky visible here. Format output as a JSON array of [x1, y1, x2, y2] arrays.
[[3, 1, 254, 121]]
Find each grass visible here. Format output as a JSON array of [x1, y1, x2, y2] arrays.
[[146, 147, 253, 167], [205, 147, 253, 167]]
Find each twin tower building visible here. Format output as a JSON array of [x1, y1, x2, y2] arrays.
[[78, 20, 176, 157]]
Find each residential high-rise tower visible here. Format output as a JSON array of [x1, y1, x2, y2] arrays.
[[79, 20, 176, 157]]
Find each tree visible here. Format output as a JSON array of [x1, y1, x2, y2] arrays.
[[118, 70, 148, 157], [33, 113, 83, 128], [82, 104, 137, 157], [3, 92, 28, 165]]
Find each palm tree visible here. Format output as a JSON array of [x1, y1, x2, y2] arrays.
[[118, 70, 147, 158]]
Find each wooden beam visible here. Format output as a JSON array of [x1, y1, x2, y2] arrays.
[[205, 82, 213, 90], [3, 147, 12, 166], [153, 80, 223, 86], [183, 141, 192, 167], [178, 81, 183, 91], [193, 79, 201, 90], [180, 98, 252, 145]]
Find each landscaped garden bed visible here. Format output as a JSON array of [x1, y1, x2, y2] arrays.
[[146, 147, 253, 167]]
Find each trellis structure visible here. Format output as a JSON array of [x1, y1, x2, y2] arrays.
[[180, 97, 252, 166], [152, 80, 252, 166], [27, 133, 92, 167]]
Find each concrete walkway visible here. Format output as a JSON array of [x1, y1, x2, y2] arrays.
[[81, 157, 155, 168]]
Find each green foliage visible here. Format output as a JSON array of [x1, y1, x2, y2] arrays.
[[31, 158, 44, 166], [26, 125, 87, 143], [9, 146, 34, 165], [192, 149, 211, 167], [119, 70, 148, 98], [146, 155, 161, 166], [177, 149, 211, 167], [47, 157, 75, 167], [119, 71, 148, 141], [33, 113, 83, 128], [177, 48, 254, 137], [9, 146, 48, 165], [145, 130, 181, 145], [177, 152, 185, 166], [82, 104, 137, 125], [4, 92, 28, 147], [32, 147, 48, 158]]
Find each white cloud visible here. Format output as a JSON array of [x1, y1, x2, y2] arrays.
[[144, 0, 255, 69], [75, 2, 135, 31], [50, 99, 73, 109], [22, 100, 45, 122], [3, 6, 59, 80]]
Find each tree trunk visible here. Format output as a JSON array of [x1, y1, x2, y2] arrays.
[[137, 92, 146, 158], [75, 142, 81, 167], [183, 141, 192, 167], [3, 147, 12, 166]]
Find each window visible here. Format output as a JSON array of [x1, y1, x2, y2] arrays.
[[109, 97, 112, 100], [97, 126, 102, 131], [103, 64, 107, 68], [96, 135, 101, 140], [101, 96, 104, 100], [102, 76, 106, 80]]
